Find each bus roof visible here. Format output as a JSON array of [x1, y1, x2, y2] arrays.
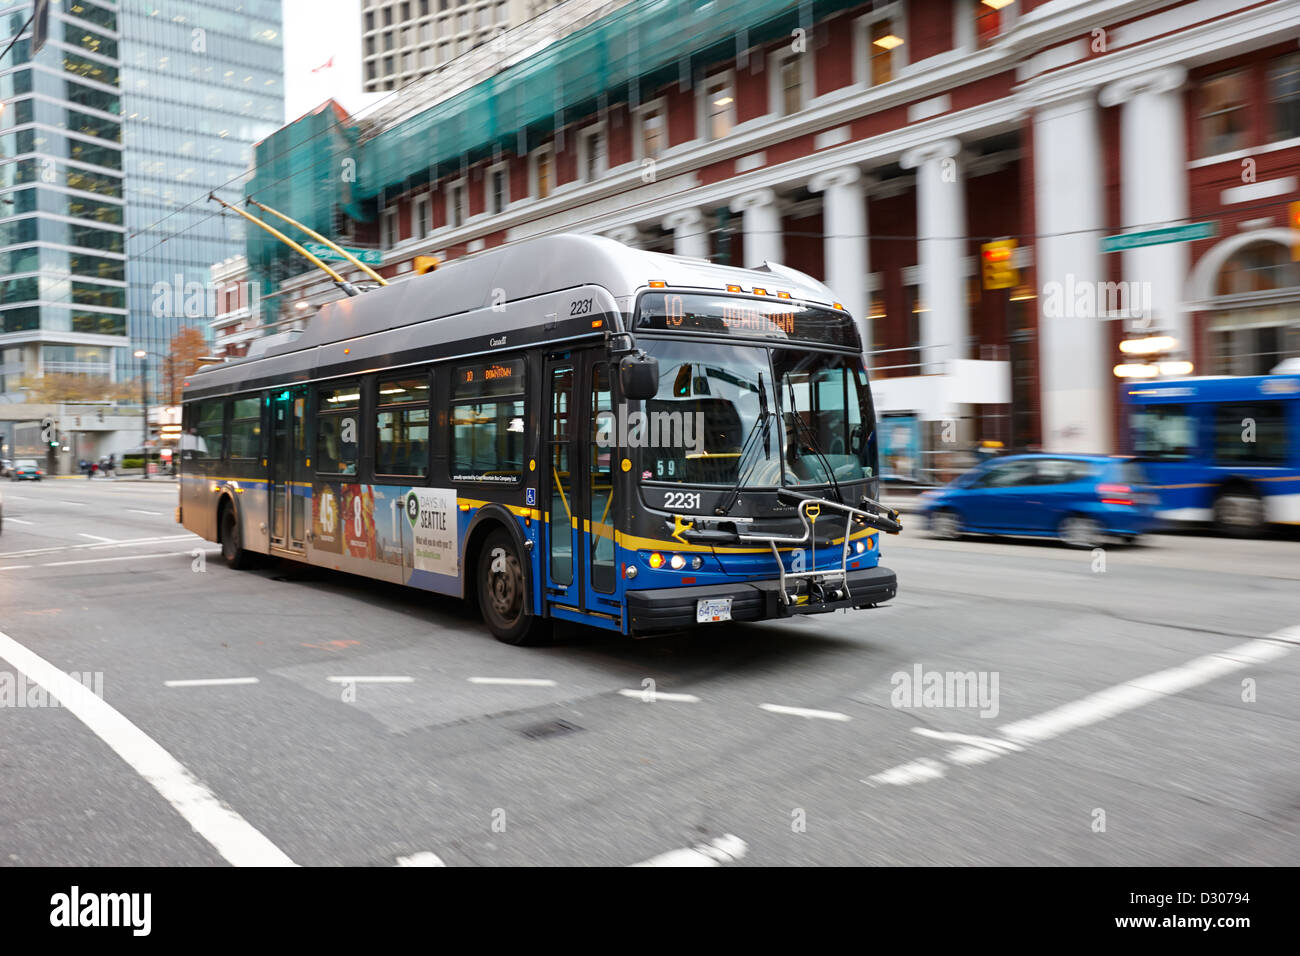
[[1124, 374, 1300, 402], [192, 234, 838, 380]]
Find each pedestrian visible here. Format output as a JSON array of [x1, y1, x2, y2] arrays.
[[89, 461, 98, 479], [106, 454, 116, 478]]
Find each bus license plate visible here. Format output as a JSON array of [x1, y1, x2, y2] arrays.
[[696, 597, 732, 623]]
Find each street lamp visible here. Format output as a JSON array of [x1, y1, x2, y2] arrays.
[[134, 349, 150, 479]]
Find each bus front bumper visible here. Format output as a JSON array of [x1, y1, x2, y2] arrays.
[[625, 565, 897, 634]]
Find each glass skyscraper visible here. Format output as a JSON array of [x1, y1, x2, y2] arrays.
[[0, 0, 282, 402], [118, 0, 283, 394], [0, 0, 128, 397]]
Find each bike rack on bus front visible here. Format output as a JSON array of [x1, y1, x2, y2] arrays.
[[678, 490, 902, 609]]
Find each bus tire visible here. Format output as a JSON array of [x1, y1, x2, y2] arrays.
[[1213, 487, 1264, 537], [219, 500, 256, 570], [477, 527, 549, 646]]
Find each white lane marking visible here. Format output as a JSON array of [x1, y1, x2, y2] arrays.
[[165, 677, 261, 688], [631, 834, 748, 867], [467, 677, 556, 687], [617, 689, 701, 703], [759, 703, 852, 722], [41, 550, 210, 568], [5, 518, 33, 525], [867, 630, 1299, 787], [0, 534, 194, 559], [78, 533, 117, 543], [0, 628, 296, 867], [129, 509, 163, 516], [397, 851, 446, 867], [59, 501, 88, 507], [0, 564, 32, 571], [326, 676, 415, 684]]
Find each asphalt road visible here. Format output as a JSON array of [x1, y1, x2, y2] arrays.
[[2, 477, 1298, 866]]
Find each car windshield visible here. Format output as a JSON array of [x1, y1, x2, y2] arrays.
[[17, 460, 37, 467], [635, 339, 877, 488]]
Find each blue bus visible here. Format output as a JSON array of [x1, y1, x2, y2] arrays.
[[1124, 373, 1300, 534], [179, 235, 901, 644]]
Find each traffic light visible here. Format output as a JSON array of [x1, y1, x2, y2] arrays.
[[413, 255, 440, 275], [981, 239, 1019, 290], [1289, 201, 1300, 262]]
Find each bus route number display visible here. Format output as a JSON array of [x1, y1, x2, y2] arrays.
[[455, 357, 524, 398], [636, 292, 854, 346]]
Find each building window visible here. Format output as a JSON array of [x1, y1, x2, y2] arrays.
[[447, 180, 467, 227], [580, 126, 607, 181], [487, 165, 508, 214], [376, 375, 431, 477], [382, 207, 399, 248], [778, 54, 804, 116], [974, 0, 1012, 50], [533, 146, 553, 199], [1269, 52, 1300, 142], [869, 19, 903, 86], [704, 75, 735, 140], [413, 195, 431, 237], [638, 105, 666, 160], [1197, 70, 1250, 157]]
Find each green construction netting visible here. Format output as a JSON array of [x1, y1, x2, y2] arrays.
[[245, 0, 861, 296]]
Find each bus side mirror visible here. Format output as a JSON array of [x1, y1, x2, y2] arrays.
[[620, 354, 659, 400]]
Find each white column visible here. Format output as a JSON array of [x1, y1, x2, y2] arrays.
[[900, 138, 968, 371], [1100, 66, 1191, 353], [729, 188, 784, 268], [661, 208, 710, 260], [1033, 93, 1111, 453], [605, 225, 644, 247], [809, 166, 869, 348]]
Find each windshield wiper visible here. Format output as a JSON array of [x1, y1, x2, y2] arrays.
[[785, 378, 844, 505], [715, 373, 772, 516]]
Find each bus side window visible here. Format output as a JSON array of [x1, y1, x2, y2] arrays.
[[589, 363, 616, 593], [317, 383, 360, 476]]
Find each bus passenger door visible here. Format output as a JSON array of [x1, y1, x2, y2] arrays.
[[583, 359, 622, 617], [542, 359, 580, 608], [269, 386, 308, 553]]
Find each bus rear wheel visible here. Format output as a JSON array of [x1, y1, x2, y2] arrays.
[[1213, 488, 1264, 537], [220, 503, 256, 570], [477, 528, 549, 646]]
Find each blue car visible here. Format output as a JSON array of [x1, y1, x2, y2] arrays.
[[918, 454, 1156, 548]]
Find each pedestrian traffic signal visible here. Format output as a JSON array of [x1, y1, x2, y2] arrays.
[[981, 239, 1019, 290]]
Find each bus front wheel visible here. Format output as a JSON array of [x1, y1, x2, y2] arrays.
[[477, 528, 549, 646], [220, 503, 256, 570]]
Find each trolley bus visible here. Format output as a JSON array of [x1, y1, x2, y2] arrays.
[[179, 234, 900, 644]]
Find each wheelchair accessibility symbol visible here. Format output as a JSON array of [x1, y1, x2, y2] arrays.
[[526, 487, 536, 506]]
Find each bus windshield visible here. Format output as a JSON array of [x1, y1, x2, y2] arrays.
[[636, 338, 876, 488]]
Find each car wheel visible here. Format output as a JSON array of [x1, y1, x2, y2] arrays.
[[1058, 514, 1102, 549], [220, 504, 255, 570], [1213, 489, 1264, 537], [477, 527, 549, 646], [930, 509, 962, 541]]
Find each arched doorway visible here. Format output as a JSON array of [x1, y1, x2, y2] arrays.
[[1189, 235, 1300, 376]]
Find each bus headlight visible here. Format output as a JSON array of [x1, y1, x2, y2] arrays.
[[669, 554, 685, 570], [855, 541, 866, 554], [690, 556, 703, 570]]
